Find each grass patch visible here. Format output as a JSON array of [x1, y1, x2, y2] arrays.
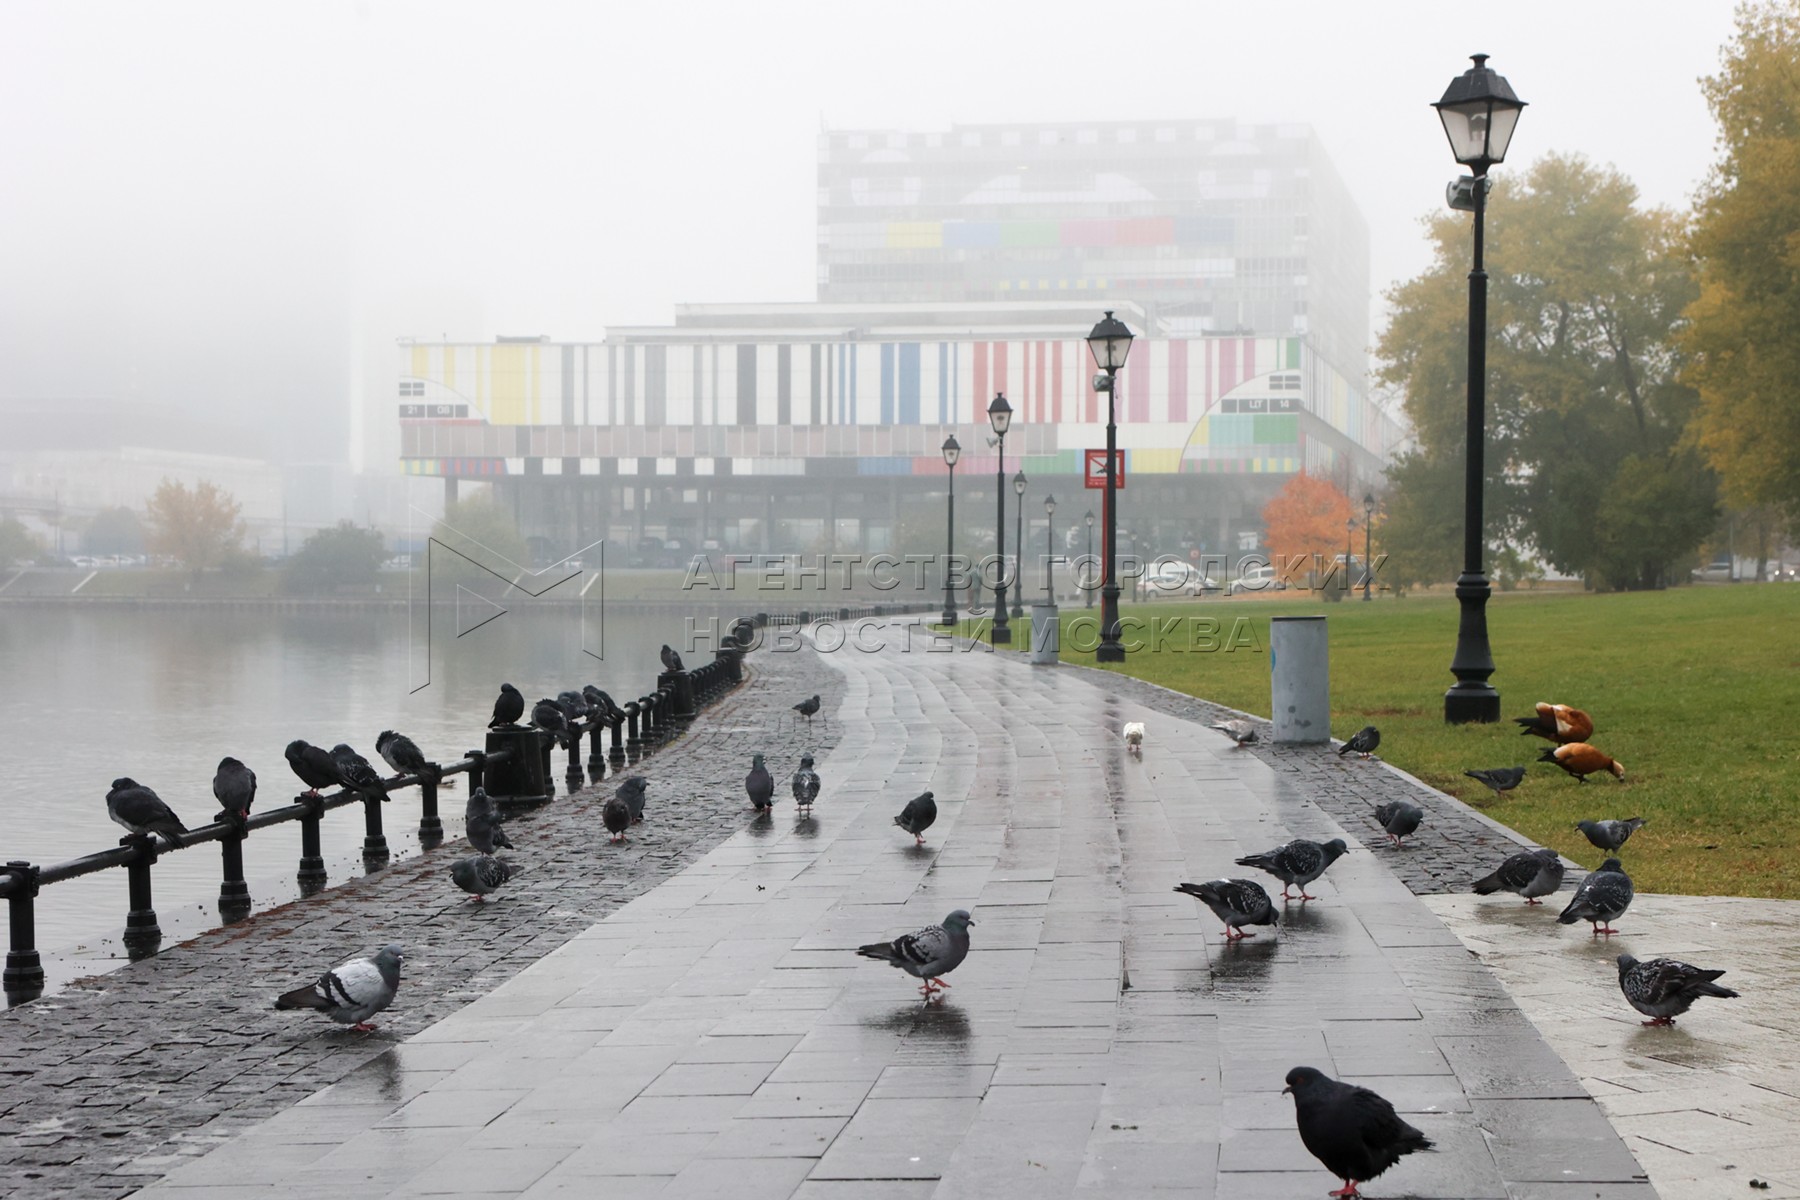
[[967, 587, 1799, 899]]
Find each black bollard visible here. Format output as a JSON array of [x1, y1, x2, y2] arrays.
[[607, 715, 626, 768], [625, 700, 643, 758], [123, 838, 162, 959], [2, 862, 44, 1006], [659, 669, 697, 722], [565, 727, 586, 793], [418, 768, 444, 850], [540, 731, 558, 800], [297, 795, 328, 895], [219, 830, 251, 924], [362, 793, 389, 868], [483, 730, 550, 808], [586, 722, 607, 783]]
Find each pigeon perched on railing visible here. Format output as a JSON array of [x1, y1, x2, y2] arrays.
[[1174, 879, 1276, 941], [893, 790, 937, 846], [1514, 701, 1593, 745], [331, 744, 388, 803], [285, 739, 341, 798], [583, 685, 623, 723], [602, 793, 632, 843], [451, 854, 521, 901], [616, 776, 648, 824], [792, 756, 820, 817], [275, 944, 403, 1031], [1617, 954, 1739, 1026], [532, 698, 570, 749], [1539, 742, 1625, 782], [464, 787, 514, 854], [1463, 766, 1525, 797], [1234, 838, 1348, 901], [1373, 800, 1423, 848], [212, 757, 257, 825], [1471, 848, 1564, 904], [106, 778, 188, 849], [1337, 726, 1381, 759], [376, 731, 432, 782], [660, 644, 686, 672], [745, 754, 775, 814], [793, 694, 821, 722], [1284, 1066, 1433, 1198], [1209, 718, 1258, 747], [1577, 817, 1646, 852], [490, 682, 525, 728], [555, 690, 589, 723], [1558, 857, 1634, 936], [856, 909, 974, 998]]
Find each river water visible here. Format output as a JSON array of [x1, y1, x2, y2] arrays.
[[0, 603, 733, 971]]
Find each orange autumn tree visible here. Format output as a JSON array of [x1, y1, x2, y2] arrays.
[[1261, 472, 1353, 583]]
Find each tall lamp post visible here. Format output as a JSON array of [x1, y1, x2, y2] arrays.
[[1435, 53, 1525, 723], [940, 434, 961, 626], [1087, 311, 1135, 663], [988, 393, 1014, 645], [1084, 510, 1095, 608], [1011, 471, 1027, 619], [1362, 492, 1375, 601], [1043, 493, 1057, 600], [1345, 517, 1356, 600]]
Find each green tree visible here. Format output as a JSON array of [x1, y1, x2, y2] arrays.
[[283, 521, 386, 594], [431, 494, 530, 587], [83, 507, 145, 557], [1379, 153, 1714, 589], [1376, 451, 1464, 591], [1681, 1, 1800, 526], [0, 518, 40, 567], [144, 479, 246, 582]]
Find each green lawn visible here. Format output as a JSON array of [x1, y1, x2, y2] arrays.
[[962, 586, 1799, 898]]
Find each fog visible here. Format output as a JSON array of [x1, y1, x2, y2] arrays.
[[0, 0, 1736, 468]]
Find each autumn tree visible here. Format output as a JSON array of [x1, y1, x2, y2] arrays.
[[1262, 472, 1351, 587], [144, 479, 246, 581], [1681, 1, 1800, 527]]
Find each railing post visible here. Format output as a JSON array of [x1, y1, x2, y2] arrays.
[[3, 862, 44, 1006], [586, 722, 607, 783], [362, 793, 389, 868], [418, 766, 443, 849], [297, 795, 328, 896], [466, 749, 486, 794], [540, 731, 558, 799], [219, 830, 251, 924], [123, 840, 161, 959], [608, 716, 626, 768], [565, 726, 585, 793], [625, 700, 643, 761]]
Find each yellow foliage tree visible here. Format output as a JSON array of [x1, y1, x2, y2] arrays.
[[144, 479, 246, 581], [1262, 472, 1352, 582]]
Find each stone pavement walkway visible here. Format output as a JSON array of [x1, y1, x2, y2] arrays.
[[132, 620, 1650, 1200]]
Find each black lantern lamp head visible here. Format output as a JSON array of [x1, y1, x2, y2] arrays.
[[1086, 310, 1135, 373], [942, 434, 961, 467], [1045, 493, 1056, 515], [987, 392, 1013, 437], [1364, 491, 1375, 518], [1084, 509, 1094, 528], [1433, 54, 1526, 176], [1013, 471, 1027, 497]]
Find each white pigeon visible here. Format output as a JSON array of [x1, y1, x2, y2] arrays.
[[1123, 722, 1146, 754], [275, 944, 404, 1031]]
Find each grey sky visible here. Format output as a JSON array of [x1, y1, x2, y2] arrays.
[[0, 0, 1740, 467]]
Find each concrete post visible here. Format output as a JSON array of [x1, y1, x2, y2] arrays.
[[1270, 615, 1330, 744]]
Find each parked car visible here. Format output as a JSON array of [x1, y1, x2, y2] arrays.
[[1229, 564, 1287, 594], [1137, 561, 1220, 598], [1691, 558, 1735, 582]]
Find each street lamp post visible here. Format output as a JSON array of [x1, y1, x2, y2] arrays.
[[1345, 517, 1356, 601], [1087, 311, 1135, 663], [1363, 492, 1375, 601], [1084, 510, 1095, 608], [1011, 471, 1027, 619], [1435, 53, 1525, 723], [1043, 493, 1057, 600], [941, 434, 961, 627], [988, 393, 1013, 645]]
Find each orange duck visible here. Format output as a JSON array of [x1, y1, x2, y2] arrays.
[[1514, 702, 1594, 745], [1538, 742, 1624, 783]]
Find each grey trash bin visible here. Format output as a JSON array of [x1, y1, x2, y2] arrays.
[[1270, 615, 1329, 744], [1030, 604, 1060, 665]]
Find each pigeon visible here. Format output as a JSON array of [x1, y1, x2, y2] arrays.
[[1373, 800, 1423, 848], [1515, 701, 1594, 745], [602, 793, 632, 843], [855, 909, 975, 998], [583, 685, 622, 723], [106, 778, 188, 848], [616, 776, 648, 823], [275, 944, 403, 1031], [660, 643, 686, 672], [894, 790, 937, 846], [464, 787, 514, 854], [555, 690, 589, 723], [1174, 879, 1276, 940], [792, 755, 820, 816], [1617, 954, 1740, 1026], [532, 698, 570, 749], [744, 753, 776, 813], [793, 694, 821, 722], [285, 739, 341, 798], [1338, 726, 1381, 759], [1539, 742, 1625, 783], [490, 682, 525, 728], [375, 730, 432, 781], [212, 756, 257, 825], [1122, 721, 1146, 753], [1209, 718, 1258, 747], [1558, 857, 1634, 936], [1284, 1066, 1434, 1198], [1577, 817, 1647, 852], [331, 744, 388, 803], [1234, 838, 1348, 901], [1472, 848, 1565, 904], [1464, 766, 1526, 798], [451, 854, 521, 901]]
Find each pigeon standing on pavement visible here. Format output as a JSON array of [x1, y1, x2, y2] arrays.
[[451, 854, 521, 901], [894, 790, 938, 846], [1463, 766, 1526, 798], [1338, 726, 1381, 759], [490, 682, 526, 728], [1174, 879, 1277, 941], [1209, 718, 1258, 747], [1284, 1066, 1434, 1198], [275, 944, 404, 1031], [616, 776, 648, 824], [792, 756, 820, 817], [1616, 955, 1740, 1026], [331, 744, 388, 803], [376, 730, 432, 782], [1471, 848, 1565, 904], [1577, 817, 1647, 853], [1558, 857, 1634, 936], [285, 739, 341, 798], [1373, 800, 1423, 848], [1122, 721, 1146, 754], [1234, 838, 1349, 901], [855, 909, 975, 998], [464, 787, 514, 854], [106, 779, 188, 848], [745, 754, 775, 814], [602, 793, 632, 843], [793, 694, 821, 723], [212, 757, 257, 825], [660, 644, 686, 672], [532, 698, 570, 750]]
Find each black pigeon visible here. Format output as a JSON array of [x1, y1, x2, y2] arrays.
[[464, 787, 514, 854], [330, 744, 388, 803], [285, 739, 341, 798], [793, 694, 821, 722], [1285, 1066, 1433, 1198], [106, 778, 188, 848], [583, 685, 622, 722], [1234, 837, 1348, 901], [1338, 726, 1381, 759], [1472, 848, 1565, 904], [490, 682, 525, 728], [894, 790, 937, 845], [1558, 857, 1634, 936], [616, 776, 648, 823], [532, 698, 570, 749], [1577, 817, 1647, 852], [555, 690, 589, 723], [602, 794, 632, 843], [792, 755, 820, 817], [1464, 766, 1526, 798], [376, 730, 431, 781], [1373, 800, 1423, 848], [660, 643, 685, 672], [1617, 954, 1739, 1026], [745, 754, 775, 813], [1174, 879, 1276, 940], [451, 853, 522, 901], [212, 756, 257, 825]]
